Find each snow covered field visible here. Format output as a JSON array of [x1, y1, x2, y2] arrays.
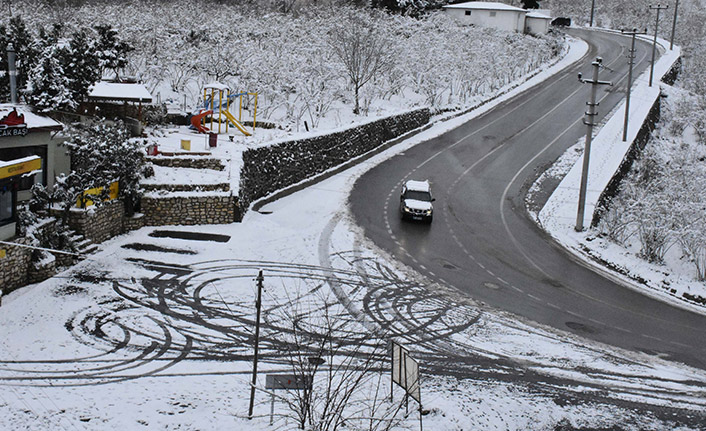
[[2, 32, 706, 430]]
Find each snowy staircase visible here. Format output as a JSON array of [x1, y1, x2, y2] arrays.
[[71, 233, 98, 256]]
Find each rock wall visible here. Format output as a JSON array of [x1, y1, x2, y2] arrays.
[[141, 195, 240, 226], [0, 237, 32, 295], [66, 200, 126, 244], [148, 157, 225, 171], [238, 108, 431, 210]]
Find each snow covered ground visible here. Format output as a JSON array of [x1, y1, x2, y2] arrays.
[[2, 33, 706, 430]]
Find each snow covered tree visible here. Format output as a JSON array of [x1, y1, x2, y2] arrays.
[[0, 16, 40, 101], [521, 0, 540, 9], [63, 120, 145, 214], [25, 45, 74, 111], [60, 29, 102, 106], [94, 24, 133, 80], [328, 9, 394, 115]]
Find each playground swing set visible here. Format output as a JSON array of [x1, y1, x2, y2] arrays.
[[190, 83, 258, 137]]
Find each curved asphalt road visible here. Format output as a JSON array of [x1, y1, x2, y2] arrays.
[[350, 29, 706, 371]]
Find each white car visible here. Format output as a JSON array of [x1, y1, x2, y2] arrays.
[[399, 180, 434, 223]]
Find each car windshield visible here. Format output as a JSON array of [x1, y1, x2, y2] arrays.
[[405, 190, 432, 201]]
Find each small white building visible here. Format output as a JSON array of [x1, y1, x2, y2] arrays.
[[443, 2, 527, 33], [442, 2, 552, 35], [525, 11, 552, 36]]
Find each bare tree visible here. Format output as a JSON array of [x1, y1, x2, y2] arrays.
[[328, 9, 394, 115], [267, 291, 406, 431]]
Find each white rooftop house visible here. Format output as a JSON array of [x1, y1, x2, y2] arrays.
[[443, 2, 552, 35]]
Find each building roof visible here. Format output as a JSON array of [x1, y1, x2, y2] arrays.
[[0, 104, 63, 132], [526, 11, 552, 19], [443, 2, 526, 12], [88, 81, 153, 103]]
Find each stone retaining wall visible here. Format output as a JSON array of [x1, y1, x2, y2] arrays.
[[238, 108, 431, 210], [65, 200, 126, 244], [0, 237, 32, 295], [142, 183, 230, 192], [141, 195, 240, 226], [148, 157, 224, 171]]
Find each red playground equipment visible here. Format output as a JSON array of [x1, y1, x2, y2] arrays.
[[190, 83, 257, 137]]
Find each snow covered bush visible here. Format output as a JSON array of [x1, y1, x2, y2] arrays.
[[64, 120, 145, 213]]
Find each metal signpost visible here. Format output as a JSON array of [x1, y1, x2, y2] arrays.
[[576, 58, 613, 232], [265, 374, 313, 425]]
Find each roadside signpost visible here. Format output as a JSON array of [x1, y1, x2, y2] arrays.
[[265, 374, 313, 425], [391, 341, 423, 430]]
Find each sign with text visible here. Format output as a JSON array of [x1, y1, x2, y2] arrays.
[[265, 374, 312, 391], [0, 157, 41, 180], [76, 181, 119, 208], [0, 109, 28, 138]]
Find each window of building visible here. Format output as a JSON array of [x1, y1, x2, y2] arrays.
[[0, 184, 14, 226], [465, 10, 471, 16]]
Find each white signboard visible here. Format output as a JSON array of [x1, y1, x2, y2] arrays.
[[391, 341, 421, 403]]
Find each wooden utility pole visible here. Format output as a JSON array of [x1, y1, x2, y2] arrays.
[[248, 270, 265, 419], [670, 0, 679, 50], [576, 58, 613, 232], [648, 4, 669, 87], [621, 29, 647, 142]]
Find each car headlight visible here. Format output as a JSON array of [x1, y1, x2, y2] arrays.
[[425, 209, 432, 215], [403, 206, 412, 213]]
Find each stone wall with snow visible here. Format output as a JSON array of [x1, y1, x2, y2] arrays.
[[141, 195, 239, 226], [238, 108, 431, 210]]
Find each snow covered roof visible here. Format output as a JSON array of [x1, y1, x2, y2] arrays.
[[0, 155, 40, 169], [88, 82, 153, 103], [527, 11, 552, 19], [405, 180, 431, 193], [0, 104, 62, 131], [443, 2, 526, 12]]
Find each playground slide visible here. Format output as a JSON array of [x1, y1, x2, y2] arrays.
[[190, 110, 212, 134], [222, 110, 252, 136]]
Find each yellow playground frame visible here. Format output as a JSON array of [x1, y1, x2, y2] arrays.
[[201, 84, 258, 136]]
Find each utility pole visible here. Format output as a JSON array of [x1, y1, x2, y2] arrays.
[[248, 270, 265, 420], [648, 4, 668, 87], [669, 0, 679, 50], [576, 58, 613, 232], [589, 0, 596, 27], [621, 29, 647, 142]]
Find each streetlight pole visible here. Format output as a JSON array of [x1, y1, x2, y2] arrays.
[[648, 4, 668, 87], [576, 58, 613, 232], [590, 0, 596, 27], [621, 29, 646, 142], [670, 0, 679, 50]]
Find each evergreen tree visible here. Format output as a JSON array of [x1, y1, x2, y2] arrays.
[[94, 24, 133, 80], [25, 45, 74, 111], [0, 16, 40, 101], [522, 0, 540, 9], [60, 29, 101, 105]]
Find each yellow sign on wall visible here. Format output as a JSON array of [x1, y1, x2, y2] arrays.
[[0, 249, 6, 259], [76, 181, 119, 207], [0, 157, 41, 180]]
